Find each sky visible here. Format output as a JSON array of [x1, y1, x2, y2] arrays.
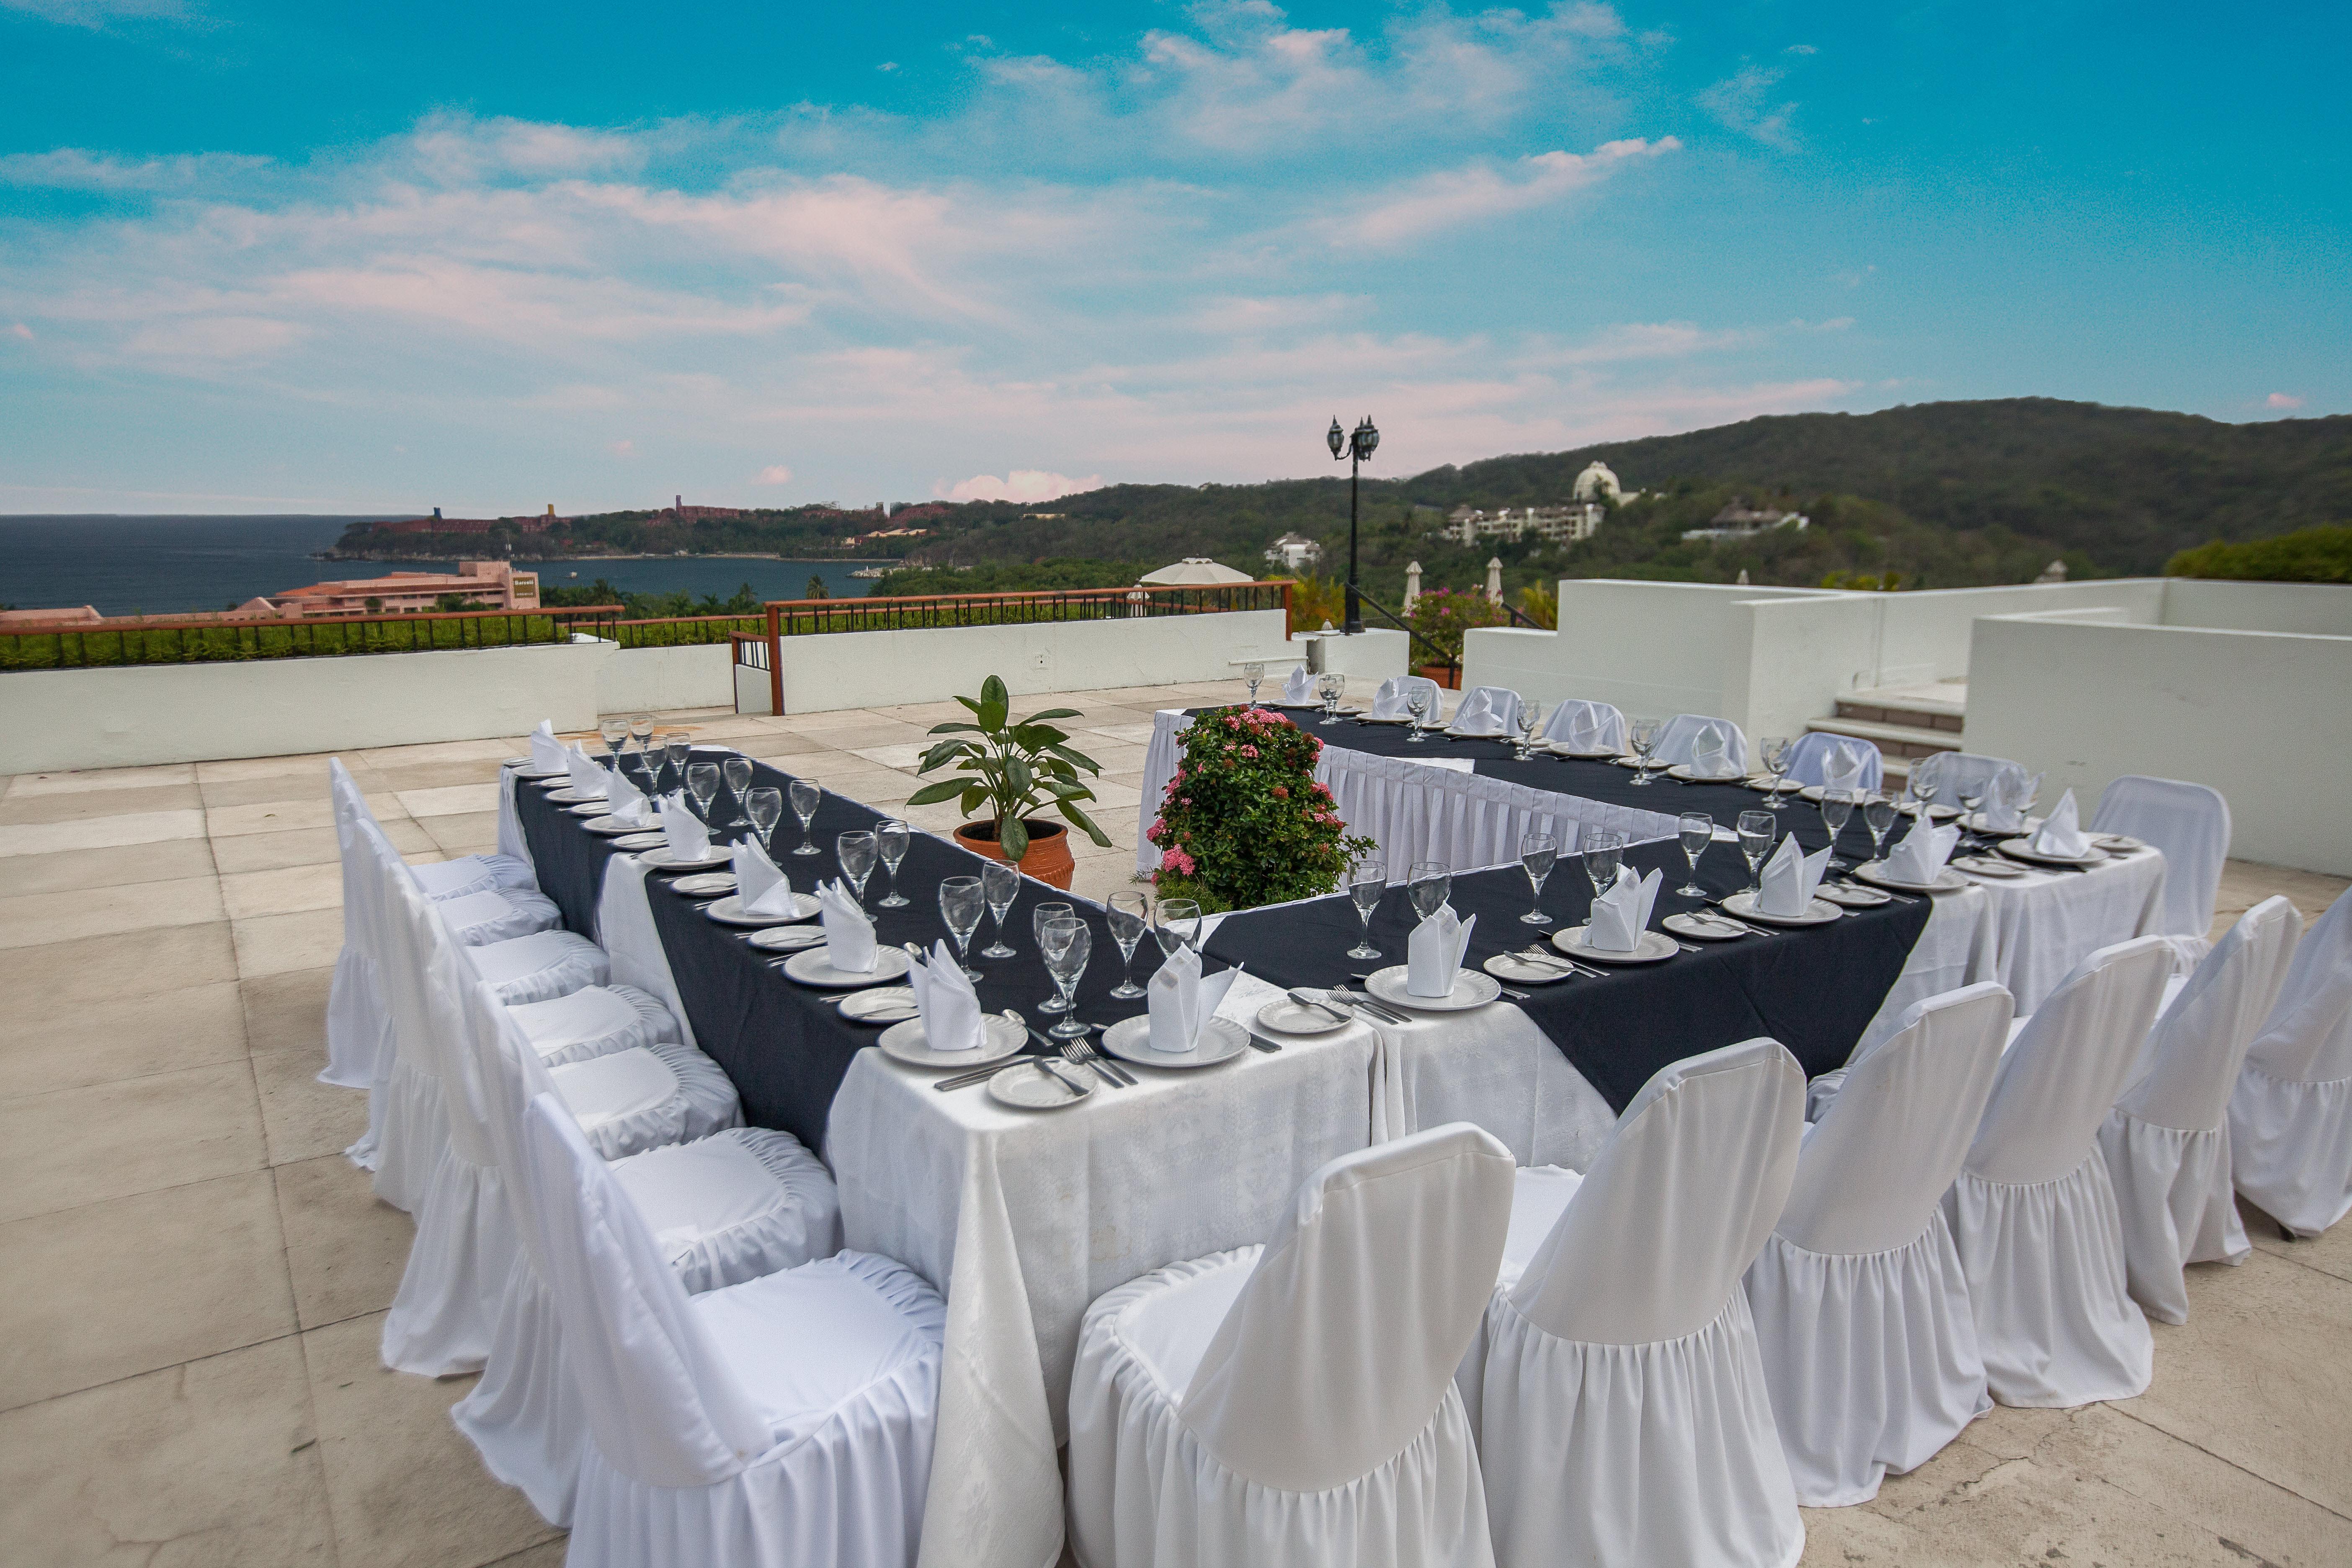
[[0, 1, 2344, 515]]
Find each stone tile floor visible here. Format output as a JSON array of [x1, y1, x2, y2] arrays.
[[2, 682, 2347, 1567]]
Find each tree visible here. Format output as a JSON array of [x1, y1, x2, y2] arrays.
[[805, 575, 831, 599]]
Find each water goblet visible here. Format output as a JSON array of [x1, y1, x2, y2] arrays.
[[746, 786, 782, 854], [1408, 860, 1452, 921], [938, 876, 985, 979], [1242, 661, 1265, 706], [979, 859, 1020, 958], [1347, 858, 1387, 958], [599, 718, 629, 767], [1106, 892, 1150, 998], [1911, 754, 1943, 820], [837, 830, 878, 904], [1032, 901, 1075, 1011], [685, 761, 721, 825], [1405, 690, 1431, 742], [629, 714, 656, 784], [1862, 793, 1896, 865], [662, 734, 692, 792], [1820, 788, 1855, 872], [1519, 833, 1558, 925], [1153, 898, 1203, 958], [1580, 828, 1624, 897], [721, 755, 753, 825], [1040, 917, 1093, 1038], [1511, 696, 1542, 760], [1758, 736, 1792, 807], [787, 777, 822, 855], [1627, 717, 1663, 784], [1676, 811, 1713, 896], [1737, 810, 1775, 893], [875, 819, 911, 907], [1316, 671, 1344, 725]]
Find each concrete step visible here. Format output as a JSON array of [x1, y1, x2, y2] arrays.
[[1805, 714, 1963, 762]]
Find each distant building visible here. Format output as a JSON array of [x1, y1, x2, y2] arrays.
[[1572, 461, 1625, 503], [1681, 497, 1811, 542], [1444, 503, 1606, 546], [1264, 531, 1324, 571], [259, 560, 541, 617], [0, 604, 106, 628], [376, 505, 564, 537]]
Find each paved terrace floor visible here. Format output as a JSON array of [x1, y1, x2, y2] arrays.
[[3, 681, 2348, 1568]]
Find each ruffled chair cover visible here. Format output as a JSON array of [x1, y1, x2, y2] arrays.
[[324, 761, 394, 1096], [552, 1037, 743, 1161], [1450, 686, 1525, 735], [429, 884, 566, 946], [1915, 751, 2026, 807], [1745, 984, 2012, 1506], [1068, 1122, 1514, 1568], [467, 928, 611, 1005], [413, 851, 539, 899], [508, 983, 679, 1068], [364, 821, 453, 1215], [1780, 732, 1885, 793], [497, 762, 535, 867], [521, 1095, 942, 1568], [2092, 775, 2232, 955], [1469, 1038, 1806, 1568], [2098, 897, 2298, 1323], [2229, 888, 2352, 1236], [1538, 698, 1626, 750], [1651, 714, 1751, 772], [1945, 936, 2170, 1406]]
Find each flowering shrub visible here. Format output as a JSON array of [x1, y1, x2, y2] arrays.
[[1408, 586, 1510, 662], [1148, 706, 1376, 913]]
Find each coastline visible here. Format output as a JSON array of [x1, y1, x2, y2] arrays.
[[320, 552, 905, 564]]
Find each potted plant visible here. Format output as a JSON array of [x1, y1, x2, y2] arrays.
[[1148, 705, 1375, 912], [906, 674, 1114, 888]]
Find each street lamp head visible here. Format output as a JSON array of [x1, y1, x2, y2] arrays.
[[1326, 417, 1346, 460], [1352, 416, 1380, 460]]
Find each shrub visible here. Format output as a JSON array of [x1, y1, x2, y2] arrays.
[[2166, 525, 2352, 583], [1147, 706, 1375, 911], [1407, 586, 1509, 663]]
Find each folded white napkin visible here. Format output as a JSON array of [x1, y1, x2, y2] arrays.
[[1756, 834, 1832, 916], [1821, 740, 1867, 794], [2030, 789, 2091, 859], [528, 721, 566, 772], [817, 879, 877, 972], [1406, 904, 1477, 996], [1147, 944, 1243, 1052], [563, 742, 608, 797], [905, 940, 982, 1051], [731, 837, 797, 916], [1884, 815, 1961, 884], [1451, 690, 1504, 735], [1282, 665, 1314, 702], [658, 792, 709, 860], [605, 763, 650, 826], [1981, 770, 2043, 833], [1587, 864, 1661, 952], [1369, 677, 1411, 720], [1688, 722, 1741, 779], [1563, 706, 1614, 752]]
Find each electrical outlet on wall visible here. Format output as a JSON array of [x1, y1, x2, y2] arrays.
[[1032, 650, 1051, 670]]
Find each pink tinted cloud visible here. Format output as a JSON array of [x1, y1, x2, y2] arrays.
[[940, 469, 1104, 503], [757, 464, 794, 484], [2266, 392, 2304, 410]]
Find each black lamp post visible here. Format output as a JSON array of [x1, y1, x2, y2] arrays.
[[1327, 414, 1379, 634]]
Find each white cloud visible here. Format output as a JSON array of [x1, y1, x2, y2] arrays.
[[6, 322, 31, 340], [610, 439, 636, 456], [1, 0, 195, 27], [1699, 64, 1800, 150], [2265, 392, 2304, 410], [0, 148, 273, 191], [1323, 139, 1677, 247], [941, 470, 1105, 503], [757, 464, 794, 483]]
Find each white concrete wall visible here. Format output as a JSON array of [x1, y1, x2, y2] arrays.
[[2160, 579, 2352, 635], [1305, 627, 1411, 683], [596, 642, 735, 714], [1965, 614, 2352, 876], [0, 640, 611, 773]]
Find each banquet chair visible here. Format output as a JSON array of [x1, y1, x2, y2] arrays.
[[2230, 888, 2352, 1236], [1745, 985, 2011, 1506], [454, 977, 841, 1523], [329, 757, 538, 905], [470, 928, 611, 1005], [1068, 1123, 1514, 1568], [325, 761, 396, 1101], [1469, 1038, 1805, 1568], [1538, 698, 1625, 751], [1779, 732, 1885, 794], [2092, 775, 2232, 952], [1914, 751, 2025, 809], [1449, 685, 1524, 735], [522, 1094, 942, 1568], [1945, 936, 2170, 1406], [1372, 673, 1444, 717], [2098, 897, 2298, 1323], [1652, 714, 1751, 773], [424, 880, 566, 946]]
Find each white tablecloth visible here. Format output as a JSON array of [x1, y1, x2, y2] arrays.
[[1957, 848, 2169, 1014]]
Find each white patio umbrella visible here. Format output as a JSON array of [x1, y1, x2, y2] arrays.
[[1139, 557, 1255, 585]]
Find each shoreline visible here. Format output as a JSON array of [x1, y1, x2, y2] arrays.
[[318, 552, 905, 564]]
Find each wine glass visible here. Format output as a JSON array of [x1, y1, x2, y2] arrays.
[[746, 786, 782, 853], [875, 819, 911, 907], [1737, 810, 1775, 893], [1862, 793, 1897, 865], [1242, 661, 1265, 706], [1317, 671, 1344, 725], [1911, 754, 1943, 820], [1676, 811, 1712, 896], [685, 761, 721, 825], [721, 755, 753, 825], [1512, 696, 1542, 761], [1580, 827, 1623, 897], [1153, 898, 1203, 957], [787, 777, 821, 855], [1031, 900, 1074, 1011], [1627, 717, 1662, 784], [629, 715, 656, 784], [837, 830, 878, 903], [1759, 736, 1792, 806], [1348, 857, 1387, 958], [1408, 860, 1451, 921], [1405, 689, 1431, 743], [979, 859, 1020, 958], [1955, 776, 1989, 848], [1519, 832, 1558, 925], [1041, 917, 1093, 1038], [662, 734, 691, 792], [1106, 891, 1150, 998], [938, 876, 985, 979], [599, 718, 629, 767], [1820, 788, 1855, 872]]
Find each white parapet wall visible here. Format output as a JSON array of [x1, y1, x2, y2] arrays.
[[596, 642, 737, 714], [0, 638, 613, 774]]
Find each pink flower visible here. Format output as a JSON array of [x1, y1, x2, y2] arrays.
[[1149, 817, 1166, 837], [1180, 797, 1191, 805], [1240, 745, 1259, 758], [1271, 786, 1288, 799], [1161, 845, 1196, 875]]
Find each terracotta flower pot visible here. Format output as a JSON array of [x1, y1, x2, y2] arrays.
[[1417, 663, 1462, 690], [954, 819, 1075, 890]]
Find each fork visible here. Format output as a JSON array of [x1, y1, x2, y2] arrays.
[[1064, 1034, 1136, 1087], [1519, 945, 1606, 979]]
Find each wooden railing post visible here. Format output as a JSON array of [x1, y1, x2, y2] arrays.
[[766, 601, 783, 717]]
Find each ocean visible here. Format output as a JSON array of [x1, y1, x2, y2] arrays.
[[0, 515, 896, 616]]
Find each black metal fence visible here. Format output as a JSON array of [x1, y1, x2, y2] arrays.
[[0, 606, 623, 671]]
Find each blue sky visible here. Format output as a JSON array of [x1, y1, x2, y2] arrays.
[[0, 1, 2344, 513]]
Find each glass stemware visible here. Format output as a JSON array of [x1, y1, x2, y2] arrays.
[[837, 830, 878, 903], [1862, 793, 1896, 865], [875, 819, 911, 907], [979, 860, 1020, 959], [1347, 858, 1387, 958], [1737, 810, 1775, 893], [1580, 828, 1624, 897], [1519, 833, 1558, 925], [1040, 917, 1093, 1038], [746, 786, 782, 854], [1820, 788, 1855, 872], [721, 756, 753, 825], [662, 734, 691, 793], [1242, 661, 1265, 706], [1405, 689, 1431, 742], [1628, 717, 1662, 784], [1759, 736, 1792, 807], [1408, 860, 1452, 921], [1911, 754, 1943, 822], [628, 715, 656, 784], [787, 777, 822, 855], [1032, 901, 1075, 1011], [1316, 671, 1345, 725], [1106, 892, 1150, 998], [1676, 811, 1713, 897], [685, 761, 722, 825], [938, 876, 985, 980], [599, 718, 629, 768], [1153, 898, 1203, 958], [1511, 696, 1542, 760]]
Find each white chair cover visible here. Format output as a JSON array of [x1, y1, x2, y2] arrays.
[[364, 820, 452, 1215], [508, 983, 679, 1068], [428, 883, 565, 946], [2230, 889, 2352, 1235], [522, 1096, 943, 1568], [324, 761, 394, 1096], [1780, 732, 1885, 793], [1067, 1122, 1514, 1568], [1651, 714, 1751, 772], [551, 1036, 743, 1161], [1451, 686, 1524, 735], [1745, 984, 2012, 1506], [1914, 751, 2025, 807], [497, 763, 536, 867], [469, 928, 610, 1005], [2092, 774, 2232, 948], [1376, 674, 1444, 718], [414, 851, 539, 899], [1537, 697, 1626, 750], [1473, 1038, 1806, 1568], [2098, 897, 2298, 1323], [1945, 936, 2171, 1406]]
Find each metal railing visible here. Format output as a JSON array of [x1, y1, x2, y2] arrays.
[[611, 614, 764, 649], [0, 605, 623, 672]]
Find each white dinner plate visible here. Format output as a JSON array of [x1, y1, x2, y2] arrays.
[[1896, 802, 1964, 821], [704, 892, 821, 926], [1100, 1013, 1251, 1069], [1546, 745, 1622, 760], [1950, 854, 2027, 879], [667, 872, 738, 897], [987, 1060, 1092, 1109], [1445, 728, 1510, 742], [581, 816, 646, 836], [1961, 812, 2042, 837], [1610, 756, 1656, 769], [1269, 700, 1322, 709], [1996, 841, 2109, 869], [613, 831, 667, 850], [635, 844, 732, 869], [1663, 910, 1749, 940], [1816, 880, 1892, 908], [1482, 951, 1578, 983], [1358, 714, 1413, 725], [745, 924, 827, 952], [503, 756, 534, 770], [780, 945, 913, 988], [1851, 863, 1970, 893], [839, 986, 919, 1023], [1554, 926, 1678, 964], [1721, 892, 1844, 926], [545, 787, 607, 805], [1363, 965, 1505, 1011], [2094, 833, 2146, 852], [513, 766, 570, 781], [1254, 998, 1352, 1036], [566, 801, 614, 816], [879, 1014, 1026, 1068], [1668, 764, 1749, 784]]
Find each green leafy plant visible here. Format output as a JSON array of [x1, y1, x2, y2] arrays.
[[2166, 524, 2352, 583], [906, 674, 1114, 863], [1147, 705, 1376, 912], [1407, 586, 1510, 663]]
